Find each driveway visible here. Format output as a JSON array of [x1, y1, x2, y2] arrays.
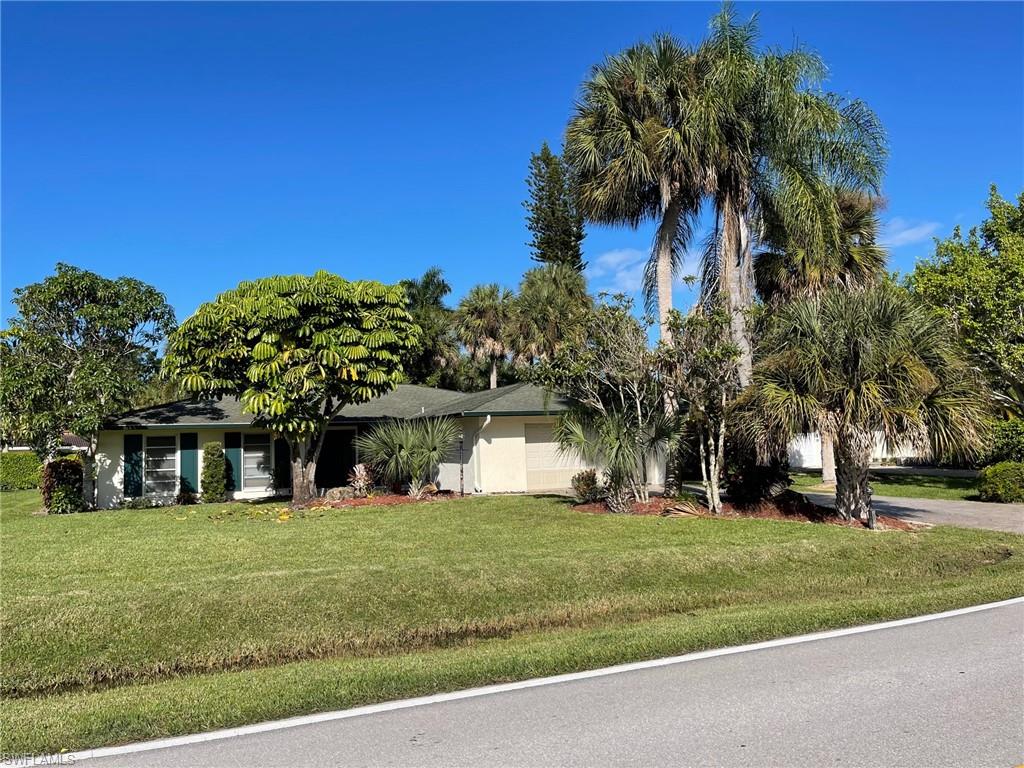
[[82, 601, 1024, 768], [803, 491, 1024, 534]]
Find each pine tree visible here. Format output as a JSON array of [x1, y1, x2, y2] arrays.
[[524, 142, 585, 270]]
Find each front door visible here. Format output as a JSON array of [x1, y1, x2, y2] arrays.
[[315, 429, 356, 489]]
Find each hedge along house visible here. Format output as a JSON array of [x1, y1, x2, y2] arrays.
[[95, 382, 663, 509]]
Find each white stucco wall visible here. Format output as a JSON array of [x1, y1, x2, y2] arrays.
[[788, 431, 925, 469], [435, 417, 476, 494]]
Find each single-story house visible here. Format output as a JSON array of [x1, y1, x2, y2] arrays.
[[96, 383, 659, 509]]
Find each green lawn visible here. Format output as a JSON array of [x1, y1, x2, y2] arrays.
[[2, 489, 1022, 755], [790, 470, 982, 501]]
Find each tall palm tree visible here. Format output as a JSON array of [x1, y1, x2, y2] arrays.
[[738, 283, 989, 528], [565, 35, 703, 341], [755, 190, 888, 484], [508, 264, 590, 365], [697, 4, 887, 385], [455, 284, 514, 389], [400, 267, 459, 385]]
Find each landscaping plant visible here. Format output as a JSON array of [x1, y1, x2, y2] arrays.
[[347, 463, 373, 498], [978, 461, 1024, 503], [570, 469, 602, 504], [0, 452, 42, 490], [355, 417, 459, 498], [200, 441, 228, 503], [40, 455, 85, 514]]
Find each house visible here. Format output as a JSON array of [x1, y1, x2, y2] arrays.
[[95, 383, 656, 508]]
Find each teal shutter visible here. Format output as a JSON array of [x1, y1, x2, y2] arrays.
[[124, 434, 143, 497], [179, 432, 198, 494], [273, 438, 291, 489], [224, 432, 242, 492]]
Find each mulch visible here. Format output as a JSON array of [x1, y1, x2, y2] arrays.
[[300, 492, 459, 510], [575, 489, 921, 531]]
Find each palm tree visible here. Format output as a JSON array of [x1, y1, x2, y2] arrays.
[[755, 189, 888, 483], [738, 283, 989, 528], [565, 35, 702, 342], [400, 267, 459, 385], [356, 417, 460, 498], [508, 264, 590, 365], [455, 284, 514, 389], [696, 4, 887, 385]]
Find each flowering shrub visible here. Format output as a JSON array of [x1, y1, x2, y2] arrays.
[[347, 463, 373, 498], [41, 456, 85, 514]]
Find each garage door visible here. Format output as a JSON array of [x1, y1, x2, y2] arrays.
[[524, 423, 588, 491]]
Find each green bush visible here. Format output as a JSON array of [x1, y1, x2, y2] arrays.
[[570, 469, 603, 503], [41, 456, 85, 514], [984, 420, 1024, 465], [201, 442, 228, 503], [978, 461, 1024, 503], [0, 452, 43, 490]]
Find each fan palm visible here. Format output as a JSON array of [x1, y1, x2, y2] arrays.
[[508, 264, 591, 365], [697, 4, 887, 385], [355, 417, 460, 498], [565, 35, 703, 341], [737, 283, 989, 528], [400, 267, 459, 385], [454, 284, 514, 389]]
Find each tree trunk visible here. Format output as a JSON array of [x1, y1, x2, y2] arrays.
[[834, 427, 873, 526], [82, 437, 98, 509], [820, 430, 837, 486], [654, 181, 682, 343], [721, 199, 755, 387], [489, 359, 498, 390]]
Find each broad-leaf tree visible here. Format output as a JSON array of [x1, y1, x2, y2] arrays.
[[454, 283, 514, 389], [524, 142, 586, 271], [737, 283, 988, 528], [162, 272, 419, 504], [908, 186, 1024, 416], [0, 263, 176, 507]]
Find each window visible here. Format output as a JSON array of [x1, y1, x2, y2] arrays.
[[243, 433, 272, 489], [144, 436, 177, 496]]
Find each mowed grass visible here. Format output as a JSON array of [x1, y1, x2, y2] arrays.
[[2, 489, 1022, 754], [790, 470, 982, 501]]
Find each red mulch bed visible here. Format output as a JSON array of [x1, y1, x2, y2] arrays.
[[301, 491, 459, 509], [575, 490, 920, 531]]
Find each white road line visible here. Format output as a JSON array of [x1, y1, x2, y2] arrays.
[[51, 596, 1024, 763]]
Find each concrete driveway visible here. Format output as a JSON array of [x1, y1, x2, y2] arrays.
[[81, 601, 1024, 768], [803, 491, 1024, 534]]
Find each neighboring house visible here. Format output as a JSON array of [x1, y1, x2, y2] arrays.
[[787, 432, 925, 469], [1, 433, 89, 455], [95, 383, 655, 509]]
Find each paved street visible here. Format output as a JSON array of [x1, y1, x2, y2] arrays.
[[87, 602, 1024, 768], [803, 491, 1024, 534]]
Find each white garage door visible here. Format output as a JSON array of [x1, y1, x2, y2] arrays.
[[524, 423, 588, 491]]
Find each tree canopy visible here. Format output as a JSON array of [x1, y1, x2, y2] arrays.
[[907, 186, 1024, 416], [524, 142, 585, 271], [162, 271, 419, 503]]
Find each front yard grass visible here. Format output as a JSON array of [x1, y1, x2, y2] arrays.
[[2, 489, 1021, 754], [790, 470, 982, 501]]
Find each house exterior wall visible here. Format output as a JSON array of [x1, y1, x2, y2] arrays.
[[435, 416, 476, 494], [787, 432, 924, 469], [96, 428, 278, 509]]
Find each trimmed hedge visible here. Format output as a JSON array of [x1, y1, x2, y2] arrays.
[[984, 420, 1024, 465], [201, 442, 228, 503], [0, 452, 43, 490], [41, 456, 85, 514], [978, 461, 1024, 503]]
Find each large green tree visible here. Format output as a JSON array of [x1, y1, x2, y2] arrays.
[[0, 263, 176, 507], [399, 267, 459, 386], [907, 186, 1024, 416], [162, 272, 418, 504], [454, 284, 514, 390], [738, 283, 988, 528], [508, 264, 591, 366], [524, 142, 586, 270]]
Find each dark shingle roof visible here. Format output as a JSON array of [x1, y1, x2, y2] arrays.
[[107, 383, 568, 429]]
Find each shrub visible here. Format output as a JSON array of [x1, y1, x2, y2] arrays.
[[355, 418, 460, 498], [175, 487, 198, 505], [723, 441, 790, 506], [201, 442, 228, 503], [41, 456, 85, 514], [978, 461, 1024, 503], [0, 452, 43, 490], [570, 469, 603, 503], [347, 463, 373, 498], [983, 420, 1024, 465]]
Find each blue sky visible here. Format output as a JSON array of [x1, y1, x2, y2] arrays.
[[2, 1, 1022, 325]]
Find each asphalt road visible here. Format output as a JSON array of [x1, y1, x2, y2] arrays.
[[802, 491, 1024, 534], [87, 603, 1024, 768]]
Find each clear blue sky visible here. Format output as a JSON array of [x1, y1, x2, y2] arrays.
[[3, 2, 1022, 325]]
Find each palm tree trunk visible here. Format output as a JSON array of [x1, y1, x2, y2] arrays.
[[489, 359, 498, 389], [820, 430, 837, 485], [653, 181, 682, 343], [834, 426, 873, 526], [721, 198, 755, 387]]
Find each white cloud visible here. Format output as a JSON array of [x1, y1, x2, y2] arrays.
[[587, 248, 648, 293], [881, 217, 941, 248]]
